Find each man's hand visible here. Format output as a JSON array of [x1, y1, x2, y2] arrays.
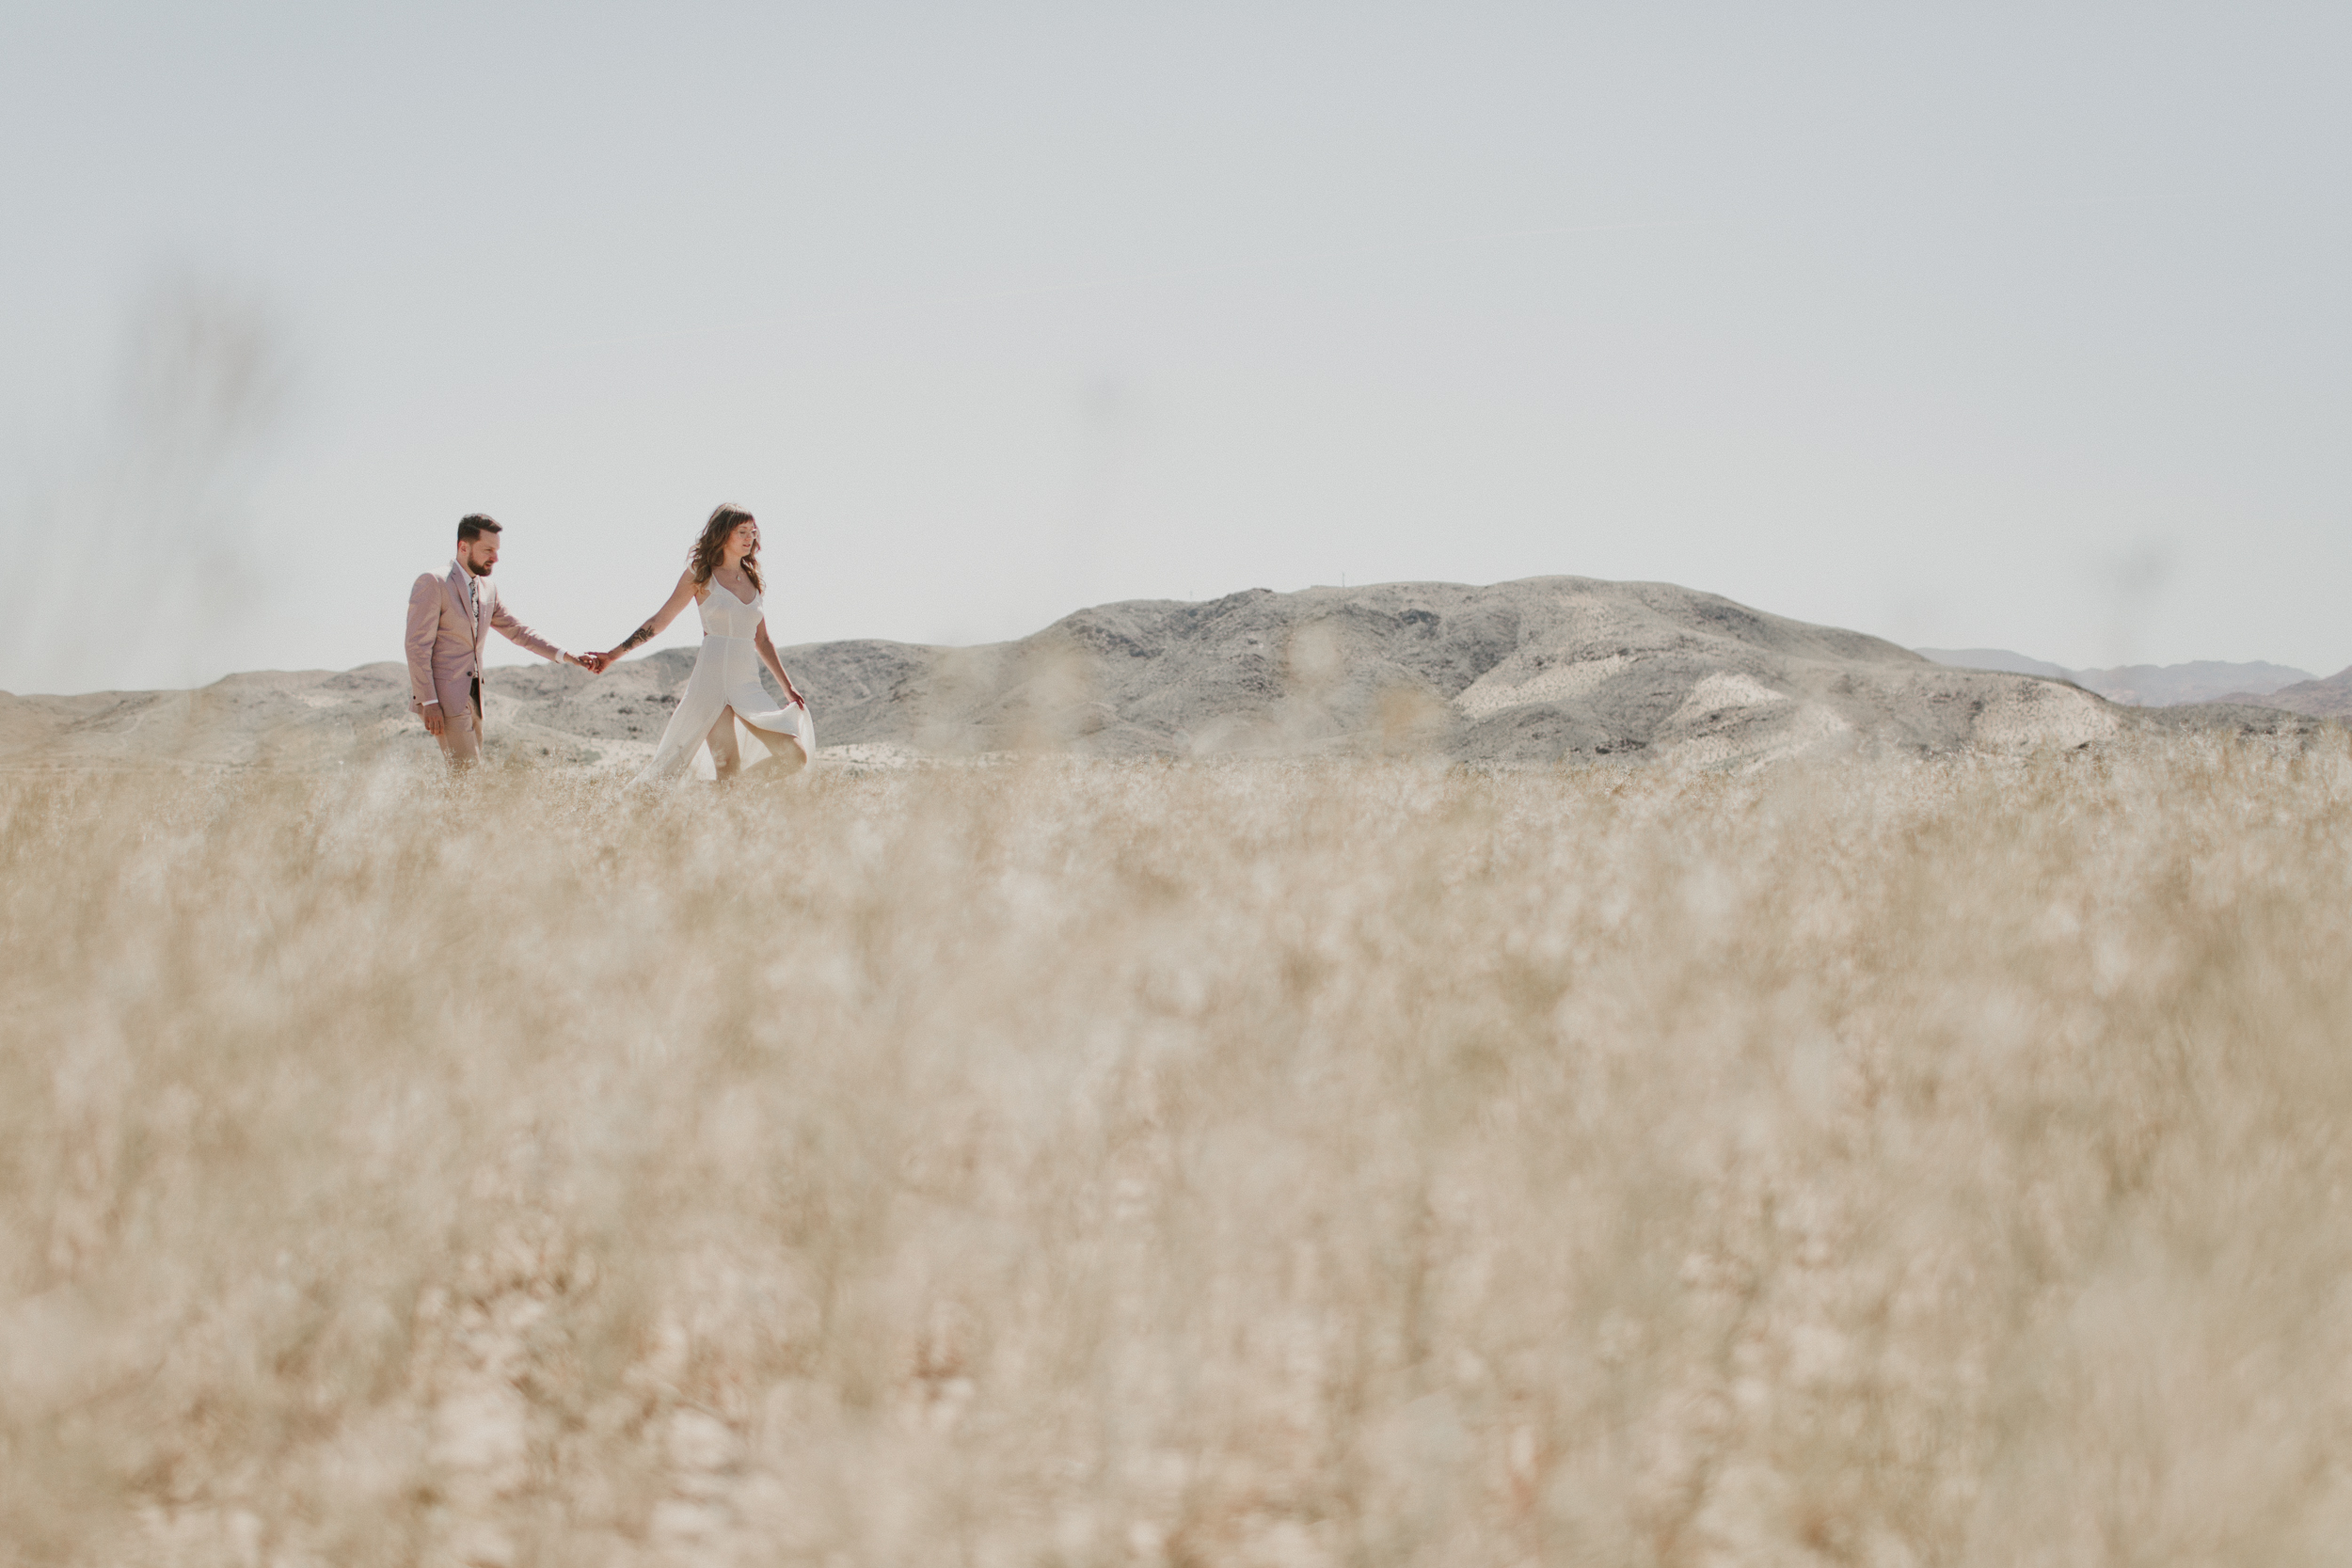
[[578, 652, 608, 674], [421, 705, 446, 737]]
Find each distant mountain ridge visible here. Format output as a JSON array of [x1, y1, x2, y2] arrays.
[[1916, 650, 2316, 707], [2229, 667, 2352, 721]]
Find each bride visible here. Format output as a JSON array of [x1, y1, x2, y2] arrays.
[[595, 503, 815, 784]]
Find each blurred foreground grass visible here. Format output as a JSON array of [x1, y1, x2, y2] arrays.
[[6, 743, 2352, 1566]]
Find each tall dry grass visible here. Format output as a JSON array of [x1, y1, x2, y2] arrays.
[[5, 741, 2352, 1566]]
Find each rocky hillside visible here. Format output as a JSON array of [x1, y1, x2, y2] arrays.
[[790, 578, 2129, 765]]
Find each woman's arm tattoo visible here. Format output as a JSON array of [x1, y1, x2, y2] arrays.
[[615, 621, 657, 655]]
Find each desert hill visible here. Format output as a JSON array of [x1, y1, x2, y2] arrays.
[[0, 577, 2325, 771], [1914, 647, 2074, 681]]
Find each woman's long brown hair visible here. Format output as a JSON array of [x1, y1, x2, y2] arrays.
[[689, 503, 762, 594]]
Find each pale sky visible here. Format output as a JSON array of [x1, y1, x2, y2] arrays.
[[5, 2, 2348, 694]]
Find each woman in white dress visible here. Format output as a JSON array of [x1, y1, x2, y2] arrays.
[[596, 503, 815, 784]]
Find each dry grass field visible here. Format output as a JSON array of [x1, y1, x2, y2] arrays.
[[7, 740, 2352, 1566]]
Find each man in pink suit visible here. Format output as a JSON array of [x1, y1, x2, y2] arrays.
[[405, 514, 597, 767]]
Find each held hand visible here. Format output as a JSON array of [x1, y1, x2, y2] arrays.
[[576, 652, 606, 674]]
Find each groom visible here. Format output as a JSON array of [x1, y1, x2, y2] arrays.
[[405, 514, 598, 767]]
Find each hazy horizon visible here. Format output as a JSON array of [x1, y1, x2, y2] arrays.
[[6, 4, 2348, 695]]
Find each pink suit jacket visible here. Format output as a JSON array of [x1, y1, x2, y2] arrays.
[[405, 562, 564, 717]]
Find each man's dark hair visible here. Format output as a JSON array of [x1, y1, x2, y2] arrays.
[[456, 514, 502, 543]]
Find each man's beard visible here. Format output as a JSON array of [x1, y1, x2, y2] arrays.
[[466, 559, 493, 576]]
